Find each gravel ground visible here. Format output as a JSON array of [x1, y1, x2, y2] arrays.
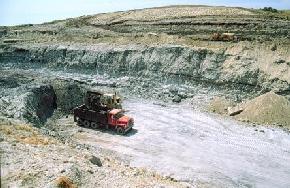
[[0, 119, 190, 188], [1, 66, 290, 188], [57, 99, 290, 188]]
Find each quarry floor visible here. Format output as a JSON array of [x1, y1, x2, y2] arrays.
[[57, 98, 290, 188], [1, 67, 290, 188]]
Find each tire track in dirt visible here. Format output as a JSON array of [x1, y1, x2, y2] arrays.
[[78, 99, 290, 188]]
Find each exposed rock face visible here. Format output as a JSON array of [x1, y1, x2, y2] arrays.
[[0, 77, 87, 125], [0, 84, 57, 125], [1, 43, 289, 96], [51, 80, 85, 113], [1, 6, 290, 102], [25, 85, 57, 124], [0, 77, 20, 88]]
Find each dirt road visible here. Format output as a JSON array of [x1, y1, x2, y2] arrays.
[[74, 99, 290, 188]]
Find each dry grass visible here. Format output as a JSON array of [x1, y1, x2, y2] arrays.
[[0, 121, 55, 145], [15, 124, 34, 132], [0, 120, 33, 132], [18, 134, 51, 145], [55, 176, 77, 188], [89, 6, 255, 25], [0, 126, 13, 135]]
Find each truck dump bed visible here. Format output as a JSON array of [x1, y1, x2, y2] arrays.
[[74, 104, 108, 125]]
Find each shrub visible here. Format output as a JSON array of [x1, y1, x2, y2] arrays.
[[56, 176, 76, 188], [262, 7, 278, 13]]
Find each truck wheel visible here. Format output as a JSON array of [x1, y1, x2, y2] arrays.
[[83, 120, 90, 128], [116, 127, 125, 135], [90, 122, 99, 129], [77, 118, 84, 126]]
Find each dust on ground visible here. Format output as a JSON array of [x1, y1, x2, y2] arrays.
[[0, 118, 190, 188]]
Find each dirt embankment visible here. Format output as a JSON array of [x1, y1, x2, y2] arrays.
[[209, 92, 290, 129]]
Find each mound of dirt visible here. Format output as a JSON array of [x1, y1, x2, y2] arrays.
[[236, 92, 290, 127], [208, 97, 234, 115]]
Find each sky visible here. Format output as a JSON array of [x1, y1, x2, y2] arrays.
[[1, 0, 289, 26]]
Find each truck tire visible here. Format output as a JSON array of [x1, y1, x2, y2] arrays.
[[116, 127, 125, 135], [83, 120, 90, 128], [77, 118, 84, 126], [90, 122, 99, 129]]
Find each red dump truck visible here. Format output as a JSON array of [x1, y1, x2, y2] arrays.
[[73, 91, 134, 135]]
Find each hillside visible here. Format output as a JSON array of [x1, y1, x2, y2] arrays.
[[1, 5, 290, 188], [1, 5, 289, 45]]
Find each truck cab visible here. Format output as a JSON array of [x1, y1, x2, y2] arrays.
[[108, 109, 134, 134]]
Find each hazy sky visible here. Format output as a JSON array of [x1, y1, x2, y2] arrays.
[[1, 0, 289, 26]]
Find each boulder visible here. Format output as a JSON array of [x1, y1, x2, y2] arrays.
[[271, 44, 277, 51], [177, 92, 188, 99], [274, 59, 285, 64], [172, 95, 182, 103], [89, 156, 102, 167], [169, 86, 178, 95], [227, 105, 244, 116]]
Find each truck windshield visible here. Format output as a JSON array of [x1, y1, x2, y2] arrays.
[[114, 112, 124, 119]]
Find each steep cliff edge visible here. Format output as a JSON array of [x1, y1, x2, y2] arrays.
[[1, 42, 289, 96]]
